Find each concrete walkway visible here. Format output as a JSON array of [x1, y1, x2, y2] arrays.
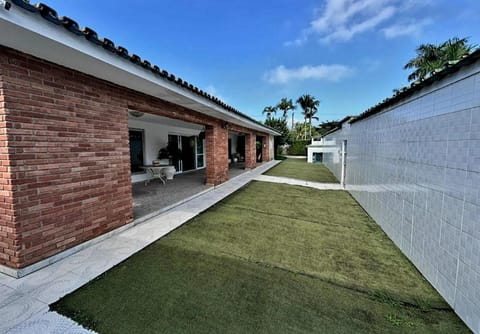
[[0, 160, 280, 334], [254, 174, 344, 190]]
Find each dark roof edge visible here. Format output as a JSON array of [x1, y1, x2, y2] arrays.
[[351, 48, 480, 124], [320, 127, 340, 138], [338, 115, 355, 124], [9, 0, 277, 134], [318, 115, 355, 138]]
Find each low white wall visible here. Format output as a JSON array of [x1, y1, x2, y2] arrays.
[[324, 62, 480, 332], [311, 138, 336, 146], [306, 146, 338, 163]]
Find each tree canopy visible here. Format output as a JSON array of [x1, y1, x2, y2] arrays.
[[316, 120, 340, 136], [261, 94, 321, 142], [296, 94, 320, 139], [262, 106, 277, 119], [276, 98, 296, 122], [404, 37, 475, 82]]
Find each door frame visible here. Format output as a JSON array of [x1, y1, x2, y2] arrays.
[[340, 140, 347, 187]]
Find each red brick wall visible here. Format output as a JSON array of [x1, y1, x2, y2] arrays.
[[0, 46, 273, 269], [0, 59, 20, 268], [0, 47, 134, 268]]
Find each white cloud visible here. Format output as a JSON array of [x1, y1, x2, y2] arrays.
[[319, 6, 396, 43], [285, 0, 432, 45], [264, 64, 354, 84], [382, 19, 432, 38], [284, 33, 308, 47]]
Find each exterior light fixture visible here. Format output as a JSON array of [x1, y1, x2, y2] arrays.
[[129, 110, 144, 118]]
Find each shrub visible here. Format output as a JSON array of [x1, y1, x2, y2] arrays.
[[287, 140, 309, 156]]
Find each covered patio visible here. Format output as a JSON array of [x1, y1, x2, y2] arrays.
[[129, 113, 269, 220], [132, 164, 249, 220]]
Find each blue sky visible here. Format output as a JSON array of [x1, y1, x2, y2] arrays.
[[43, 0, 480, 125]]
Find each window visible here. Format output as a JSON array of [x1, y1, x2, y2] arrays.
[[129, 129, 144, 173]]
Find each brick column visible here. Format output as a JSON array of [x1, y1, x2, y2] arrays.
[[261, 135, 269, 162], [205, 125, 228, 185], [245, 133, 256, 169], [0, 68, 19, 269]]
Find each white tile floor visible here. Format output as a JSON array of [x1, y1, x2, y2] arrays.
[[0, 161, 282, 334]]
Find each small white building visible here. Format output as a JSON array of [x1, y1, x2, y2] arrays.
[[306, 137, 337, 163], [307, 117, 354, 164]]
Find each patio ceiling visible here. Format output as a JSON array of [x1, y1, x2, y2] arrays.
[[128, 112, 205, 131]]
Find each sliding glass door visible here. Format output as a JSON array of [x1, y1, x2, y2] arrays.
[[168, 134, 205, 173], [196, 133, 205, 169]]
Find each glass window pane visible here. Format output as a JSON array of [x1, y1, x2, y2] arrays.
[[196, 154, 204, 168], [129, 129, 144, 173], [196, 138, 204, 154]]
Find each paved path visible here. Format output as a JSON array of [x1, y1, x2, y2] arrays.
[[254, 174, 344, 190], [0, 160, 280, 334], [284, 155, 307, 159]]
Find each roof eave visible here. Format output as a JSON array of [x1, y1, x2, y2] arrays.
[[0, 4, 278, 135]]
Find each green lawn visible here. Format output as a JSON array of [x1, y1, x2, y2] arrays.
[[265, 158, 339, 183], [51, 182, 469, 333]]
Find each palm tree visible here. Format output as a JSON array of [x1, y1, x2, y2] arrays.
[[276, 98, 296, 124], [262, 106, 277, 120], [442, 37, 474, 63], [296, 94, 320, 139], [307, 108, 319, 137], [404, 43, 441, 82], [404, 37, 474, 82]]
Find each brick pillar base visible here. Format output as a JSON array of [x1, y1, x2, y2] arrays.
[[245, 133, 256, 169], [205, 125, 228, 185]]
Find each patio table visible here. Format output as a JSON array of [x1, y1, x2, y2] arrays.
[[141, 165, 173, 185]]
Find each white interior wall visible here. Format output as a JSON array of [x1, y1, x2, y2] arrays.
[[269, 135, 274, 159], [128, 118, 201, 183], [229, 133, 238, 155]]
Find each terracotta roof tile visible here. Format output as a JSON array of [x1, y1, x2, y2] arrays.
[[11, 0, 39, 12], [102, 38, 116, 53], [37, 3, 61, 25], [61, 16, 83, 36], [83, 27, 102, 46]]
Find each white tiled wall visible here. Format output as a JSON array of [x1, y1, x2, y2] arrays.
[[324, 64, 480, 333]]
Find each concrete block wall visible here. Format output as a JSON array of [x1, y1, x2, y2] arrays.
[[323, 63, 480, 332]]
